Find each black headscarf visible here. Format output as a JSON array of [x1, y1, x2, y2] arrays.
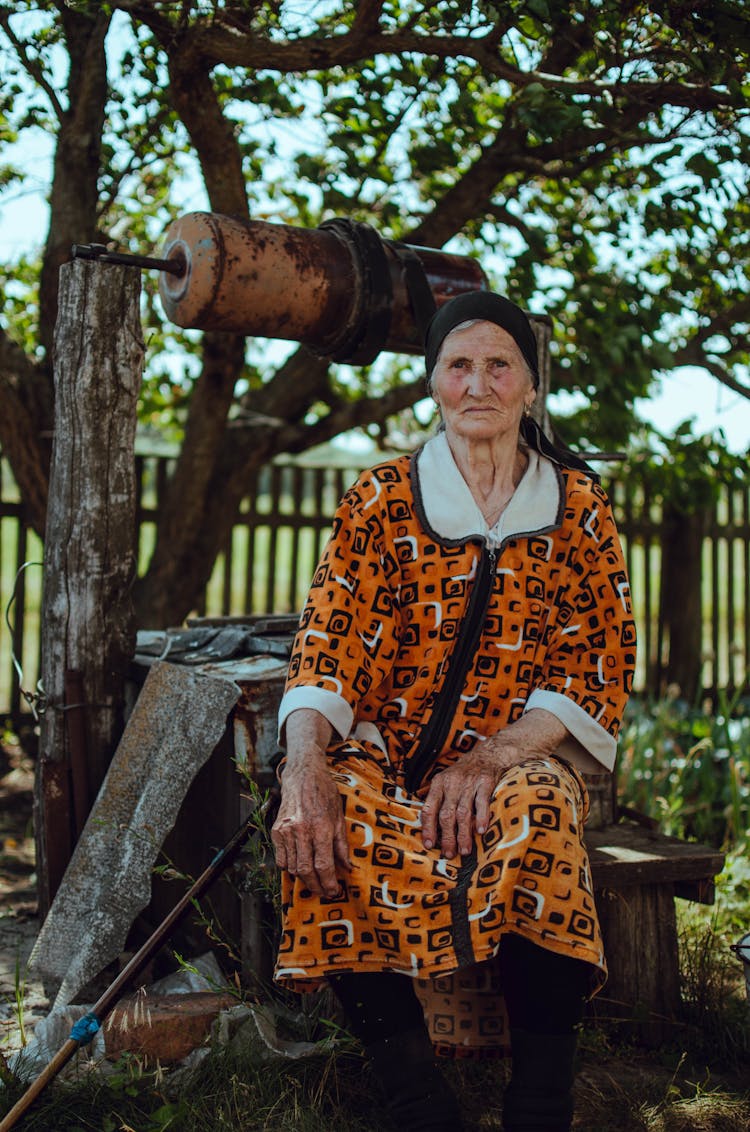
[[424, 291, 540, 388], [423, 291, 599, 481]]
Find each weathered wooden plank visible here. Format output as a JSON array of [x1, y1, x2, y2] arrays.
[[594, 882, 682, 1045], [587, 823, 725, 890], [35, 259, 144, 916]]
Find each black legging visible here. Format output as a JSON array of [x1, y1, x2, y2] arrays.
[[499, 932, 590, 1034], [329, 933, 590, 1047]]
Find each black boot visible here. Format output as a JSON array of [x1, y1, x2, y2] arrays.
[[366, 1024, 464, 1132], [502, 1028, 578, 1132]]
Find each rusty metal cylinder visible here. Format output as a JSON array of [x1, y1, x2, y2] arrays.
[[158, 211, 488, 361]]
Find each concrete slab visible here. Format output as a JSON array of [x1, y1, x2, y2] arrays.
[[29, 661, 240, 1007]]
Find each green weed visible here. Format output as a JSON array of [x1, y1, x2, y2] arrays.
[[618, 696, 750, 1071], [618, 690, 750, 849], [11, 956, 28, 1050]]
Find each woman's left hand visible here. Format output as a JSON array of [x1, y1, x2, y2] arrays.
[[419, 709, 569, 858], [419, 747, 519, 859]]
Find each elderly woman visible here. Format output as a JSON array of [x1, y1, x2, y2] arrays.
[[271, 292, 636, 1131]]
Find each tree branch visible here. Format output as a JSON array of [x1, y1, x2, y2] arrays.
[[672, 350, 750, 401], [113, 2, 741, 113], [95, 103, 176, 224], [406, 123, 624, 249], [167, 43, 248, 216], [247, 346, 332, 422], [244, 379, 426, 458], [672, 342, 750, 403], [351, 0, 384, 37], [0, 8, 65, 120]]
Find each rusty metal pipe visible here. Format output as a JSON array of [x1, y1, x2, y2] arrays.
[[158, 211, 488, 361]]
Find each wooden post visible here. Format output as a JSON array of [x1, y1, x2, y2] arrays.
[[594, 882, 682, 1046], [529, 316, 552, 437], [35, 259, 144, 917], [659, 503, 710, 700]]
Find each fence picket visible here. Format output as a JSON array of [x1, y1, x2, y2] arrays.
[[1, 453, 748, 722]]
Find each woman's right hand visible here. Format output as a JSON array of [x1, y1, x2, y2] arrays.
[[270, 710, 351, 897]]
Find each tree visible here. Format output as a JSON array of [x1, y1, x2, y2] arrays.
[[1, 0, 748, 627]]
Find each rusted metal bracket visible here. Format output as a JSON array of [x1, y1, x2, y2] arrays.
[[71, 242, 185, 276]]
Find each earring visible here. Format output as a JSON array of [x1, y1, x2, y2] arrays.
[[523, 404, 532, 417]]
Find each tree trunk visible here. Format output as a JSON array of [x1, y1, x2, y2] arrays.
[[35, 259, 143, 917], [0, 351, 51, 536], [659, 503, 710, 701], [39, 7, 111, 356]]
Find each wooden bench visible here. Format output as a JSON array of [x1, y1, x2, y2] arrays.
[[131, 626, 726, 1045], [586, 819, 724, 1042]]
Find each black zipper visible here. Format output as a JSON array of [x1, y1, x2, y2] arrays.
[[403, 542, 496, 793]]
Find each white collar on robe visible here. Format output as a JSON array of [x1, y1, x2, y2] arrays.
[[415, 431, 564, 543]]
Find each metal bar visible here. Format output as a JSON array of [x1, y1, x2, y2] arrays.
[[157, 211, 488, 354], [0, 814, 255, 1132], [71, 243, 185, 276]]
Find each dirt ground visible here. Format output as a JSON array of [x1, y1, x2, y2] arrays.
[[1, 728, 748, 1131]]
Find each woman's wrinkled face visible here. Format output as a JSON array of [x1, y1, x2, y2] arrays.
[[430, 320, 536, 445]]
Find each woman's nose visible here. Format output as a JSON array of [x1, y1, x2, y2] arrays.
[[466, 367, 488, 394]]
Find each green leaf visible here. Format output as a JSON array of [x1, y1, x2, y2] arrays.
[[0, 0, 748, 624]]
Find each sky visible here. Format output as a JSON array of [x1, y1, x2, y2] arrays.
[[1, 106, 749, 456]]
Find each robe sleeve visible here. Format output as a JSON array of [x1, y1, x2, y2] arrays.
[[278, 469, 402, 742], [525, 478, 636, 773]]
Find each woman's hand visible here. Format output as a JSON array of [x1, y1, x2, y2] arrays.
[[270, 709, 351, 897], [419, 708, 569, 858], [420, 747, 517, 859]]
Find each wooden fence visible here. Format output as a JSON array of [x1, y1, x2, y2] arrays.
[[606, 476, 749, 700], [1, 451, 748, 722]]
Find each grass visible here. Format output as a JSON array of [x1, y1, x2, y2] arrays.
[[0, 1046, 395, 1131], [0, 521, 44, 718], [2, 1021, 748, 1131], [2, 697, 750, 1130], [10, 958, 27, 1051]]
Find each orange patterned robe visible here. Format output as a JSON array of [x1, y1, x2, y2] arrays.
[[274, 435, 636, 1055]]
